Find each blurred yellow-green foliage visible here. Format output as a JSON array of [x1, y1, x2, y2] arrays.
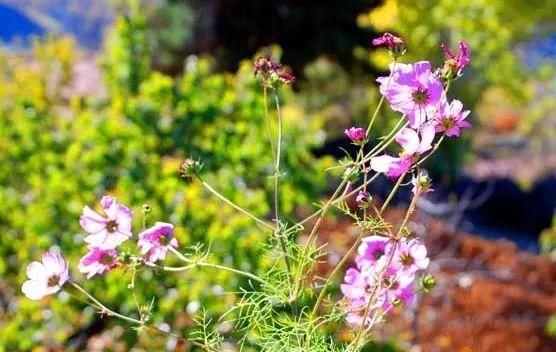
[[0, 7, 332, 350]]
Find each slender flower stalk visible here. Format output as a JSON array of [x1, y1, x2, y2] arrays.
[[263, 86, 276, 162], [272, 91, 293, 279], [198, 176, 275, 231], [168, 247, 268, 286], [380, 171, 407, 214], [69, 281, 216, 350]]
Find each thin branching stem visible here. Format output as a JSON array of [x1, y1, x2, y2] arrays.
[[197, 176, 275, 231], [272, 90, 294, 290], [379, 171, 407, 214], [167, 247, 268, 286], [263, 85, 276, 161], [69, 281, 213, 349]]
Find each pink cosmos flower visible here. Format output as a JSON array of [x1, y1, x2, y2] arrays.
[[355, 236, 389, 270], [342, 235, 431, 324], [377, 61, 444, 128], [341, 267, 372, 308], [372, 32, 404, 47], [370, 124, 435, 178], [441, 41, 470, 75], [434, 99, 471, 137], [371, 258, 415, 311], [344, 127, 366, 144], [388, 238, 430, 276], [78, 247, 119, 279], [138, 222, 178, 263], [79, 195, 133, 250], [22, 251, 69, 300]]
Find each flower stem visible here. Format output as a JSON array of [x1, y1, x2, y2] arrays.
[[263, 86, 276, 162], [69, 281, 215, 350], [168, 247, 268, 286], [197, 176, 274, 231], [70, 281, 142, 325], [272, 90, 296, 313], [379, 171, 407, 214]]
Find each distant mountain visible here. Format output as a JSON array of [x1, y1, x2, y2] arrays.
[[0, 0, 113, 50]]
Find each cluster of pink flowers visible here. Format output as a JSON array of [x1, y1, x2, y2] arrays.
[[341, 235, 429, 326], [22, 196, 179, 300], [367, 39, 471, 181], [340, 34, 469, 326]]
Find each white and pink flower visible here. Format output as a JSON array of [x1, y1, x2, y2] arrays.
[[22, 251, 69, 300], [370, 124, 435, 178]]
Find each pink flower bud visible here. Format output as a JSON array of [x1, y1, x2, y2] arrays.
[[344, 127, 366, 144], [372, 32, 406, 57], [440, 41, 470, 78]]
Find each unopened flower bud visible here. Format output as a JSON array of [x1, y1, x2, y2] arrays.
[[356, 190, 372, 209], [411, 170, 433, 195], [440, 41, 470, 79], [372, 32, 406, 58], [343, 166, 360, 183], [421, 273, 436, 292], [119, 250, 133, 265], [253, 56, 295, 88], [179, 158, 203, 181], [344, 127, 366, 145]]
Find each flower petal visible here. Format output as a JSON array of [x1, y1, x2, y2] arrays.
[[22, 280, 48, 300], [26, 261, 47, 281]]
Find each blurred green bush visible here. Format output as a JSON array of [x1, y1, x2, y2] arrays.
[[0, 7, 332, 350]]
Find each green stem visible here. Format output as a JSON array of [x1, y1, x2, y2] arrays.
[[380, 171, 407, 214], [69, 281, 215, 350], [416, 135, 445, 167], [70, 281, 143, 325], [168, 247, 268, 286], [365, 60, 395, 135], [198, 176, 274, 231], [272, 90, 296, 313], [263, 86, 276, 161]]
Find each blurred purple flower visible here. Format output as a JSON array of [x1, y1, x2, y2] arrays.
[[372, 32, 404, 47]]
